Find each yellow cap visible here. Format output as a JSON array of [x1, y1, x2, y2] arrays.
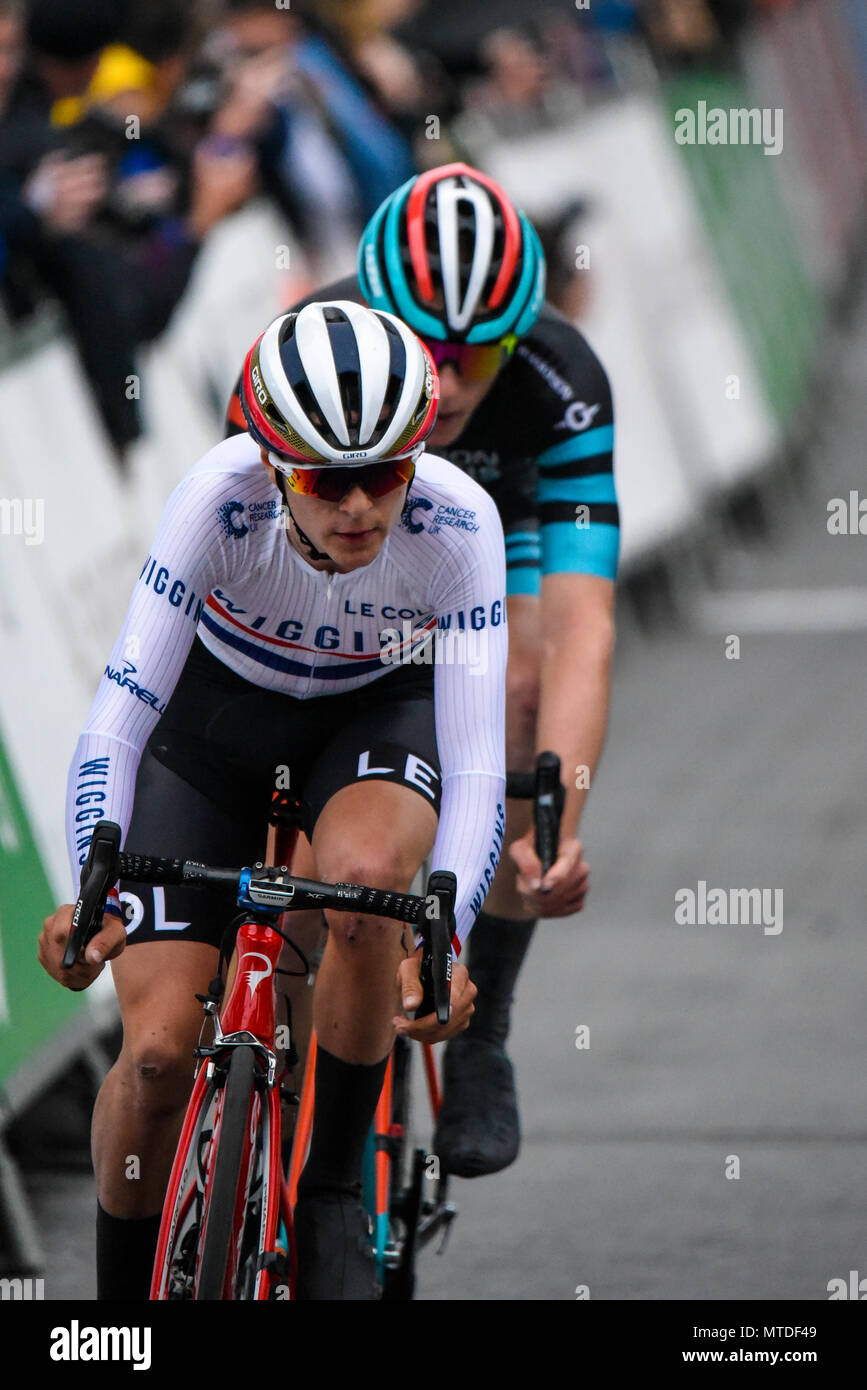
[[50, 45, 156, 125], [88, 44, 156, 100]]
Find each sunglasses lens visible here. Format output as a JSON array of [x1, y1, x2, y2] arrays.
[[424, 340, 508, 380], [360, 458, 416, 497], [279, 458, 415, 501]]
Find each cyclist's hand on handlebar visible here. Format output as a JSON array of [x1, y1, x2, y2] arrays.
[[510, 831, 590, 918], [393, 951, 477, 1043], [37, 904, 127, 991]]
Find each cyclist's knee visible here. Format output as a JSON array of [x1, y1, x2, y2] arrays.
[[323, 849, 415, 950], [120, 1031, 196, 1115], [326, 911, 397, 952]]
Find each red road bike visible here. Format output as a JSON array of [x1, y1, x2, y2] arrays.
[[64, 811, 454, 1299]]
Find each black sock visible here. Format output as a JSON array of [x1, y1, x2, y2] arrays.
[[96, 1203, 162, 1300], [297, 1046, 388, 1199], [465, 912, 537, 1046]]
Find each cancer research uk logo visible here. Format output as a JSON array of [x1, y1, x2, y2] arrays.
[[674, 100, 783, 156], [400, 495, 480, 537], [216, 498, 282, 539]]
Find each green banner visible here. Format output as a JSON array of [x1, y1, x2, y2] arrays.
[[0, 728, 87, 1092], [663, 72, 820, 424]]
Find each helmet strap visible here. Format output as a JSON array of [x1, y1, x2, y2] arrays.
[[274, 469, 335, 566]]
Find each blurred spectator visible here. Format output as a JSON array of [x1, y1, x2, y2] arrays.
[[307, 0, 471, 179], [475, 28, 549, 114], [205, 0, 417, 275], [0, 0, 118, 316], [312, 0, 427, 133], [288, 1, 417, 214], [457, 24, 589, 139], [0, 0, 258, 456], [0, 1, 23, 112], [209, 0, 360, 273], [639, 0, 727, 68]]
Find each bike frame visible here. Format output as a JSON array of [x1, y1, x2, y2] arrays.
[[150, 916, 293, 1300], [151, 820, 302, 1301]]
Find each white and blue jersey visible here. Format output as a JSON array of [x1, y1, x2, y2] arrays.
[[66, 436, 507, 946]]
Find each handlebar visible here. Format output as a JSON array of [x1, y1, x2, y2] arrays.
[[65, 753, 565, 1011], [65, 826, 456, 1025]]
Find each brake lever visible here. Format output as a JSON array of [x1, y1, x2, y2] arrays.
[[416, 871, 456, 1026], [63, 820, 122, 970], [534, 751, 564, 880]]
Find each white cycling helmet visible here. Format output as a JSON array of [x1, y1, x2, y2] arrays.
[[240, 300, 439, 468]]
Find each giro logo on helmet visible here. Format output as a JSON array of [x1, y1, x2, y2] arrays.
[[250, 364, 269, 406]]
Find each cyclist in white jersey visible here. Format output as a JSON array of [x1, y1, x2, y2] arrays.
[[39, 301, 507, 1300]]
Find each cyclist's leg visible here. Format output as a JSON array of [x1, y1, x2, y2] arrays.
[[292, 779, 437, 1300], [311, 779, 437, 1064], [289, 675, 440, 1299], [435, 543, 542, 1177], [94, 940, 218, 1221]]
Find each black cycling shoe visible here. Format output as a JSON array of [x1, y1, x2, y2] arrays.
[[293, 1187, 380, 1301], [433, 1034, 520, 1178]]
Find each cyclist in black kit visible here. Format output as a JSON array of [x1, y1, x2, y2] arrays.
[[226, 163, 618, 1179]]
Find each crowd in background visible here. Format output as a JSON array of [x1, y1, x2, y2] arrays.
[[0, 0, 822, 456]]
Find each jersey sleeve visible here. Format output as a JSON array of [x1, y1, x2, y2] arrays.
[[535, 339, 619, 582], [428, 495, 508, 951], [65, 471, 230, 895]]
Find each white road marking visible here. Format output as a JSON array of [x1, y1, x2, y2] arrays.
[[693, 588, 867, 633]]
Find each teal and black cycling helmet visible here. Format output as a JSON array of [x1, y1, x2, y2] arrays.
[[358, 162, 546, 344]]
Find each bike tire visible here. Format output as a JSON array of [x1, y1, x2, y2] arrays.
[[196, 1046, 259, 1300], [151, 1073, 214, 1300], [389, 1035, 413, 1195], [383, 1147, 424, 1301]]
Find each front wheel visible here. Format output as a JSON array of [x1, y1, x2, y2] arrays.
[[196, 1046, 259, 1300]]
